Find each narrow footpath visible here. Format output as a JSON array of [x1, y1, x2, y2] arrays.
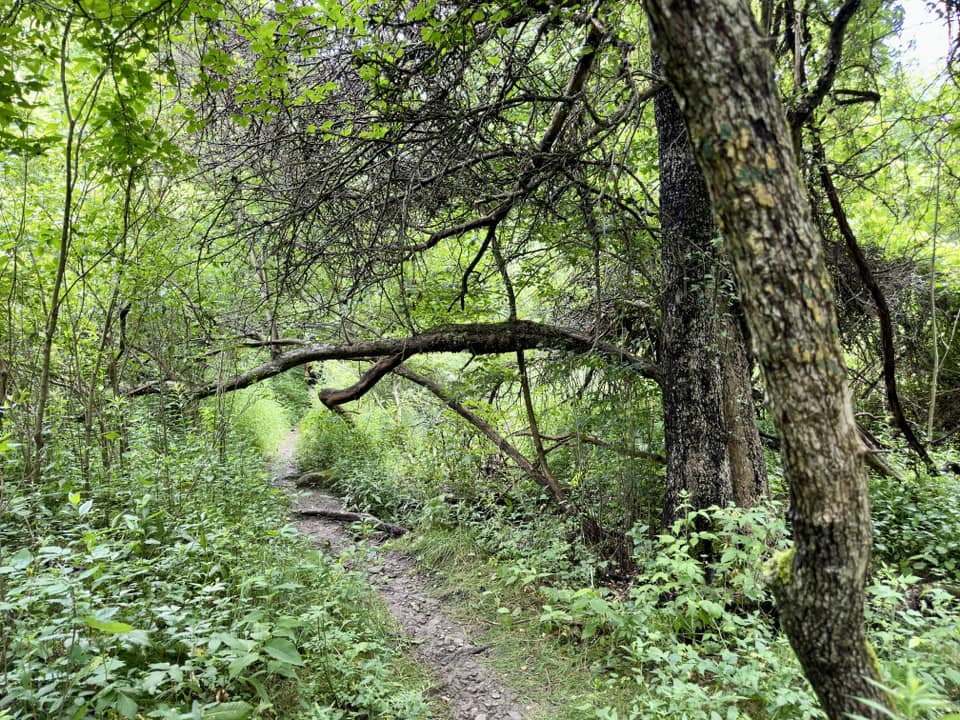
[[272, 429, 535, 720]]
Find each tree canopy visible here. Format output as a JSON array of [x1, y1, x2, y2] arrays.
[[2, 1, 960, 719]]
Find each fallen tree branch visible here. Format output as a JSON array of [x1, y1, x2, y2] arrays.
[[393, 364, 569, 505], [760, 427, 906, 481], [127, 320, 658, 402], [530, 431, 666, 464], [293, 508, 407, 537], [318, 353, 406, 408], [815, 136, 937, 473]]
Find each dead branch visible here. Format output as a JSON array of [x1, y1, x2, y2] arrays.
[[127, 320, 658, 402], [393, 364, 569, 505], [293, 508, 407, 537], [318, 353, 405, 408], [530, 431, 666, 464], [815, 136, 937, 473]]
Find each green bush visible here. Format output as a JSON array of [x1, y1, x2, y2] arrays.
[[871, 463, 960, 581], [531, 503, 960, 720], [0, 418, 430, 720], [295, 404, 423, 519]]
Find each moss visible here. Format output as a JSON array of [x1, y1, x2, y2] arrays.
[[766, 545, 795, 588], [865, 640, 884, 679]]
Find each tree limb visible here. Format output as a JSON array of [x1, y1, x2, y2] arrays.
[[531, 431, 666, 464], [787, 0, 862, 131], [125, 320, 659, 401], [393, 364, 568, 505], [318, 353, 406, 408], [293, 508, 407, 537], [814, 137, 937, 472]]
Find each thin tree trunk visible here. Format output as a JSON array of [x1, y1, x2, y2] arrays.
[[31, 22, 78, 483], [722, 313, 769, 506], [643, 2, 887, 717], [928, 162, 942, 442], [814, 136, 935, 470]]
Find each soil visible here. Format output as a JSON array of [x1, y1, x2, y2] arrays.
[[272, 430, 535, 720]]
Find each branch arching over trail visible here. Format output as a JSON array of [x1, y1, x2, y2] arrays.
[[392, 365, 568, 505], [814, 137, 937, 473], [125, 320, 658, 401]]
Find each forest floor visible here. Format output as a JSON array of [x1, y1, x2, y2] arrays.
[[271, 429, 536, 720]]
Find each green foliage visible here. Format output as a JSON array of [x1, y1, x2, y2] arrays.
[[295, 400, 425, 519], [870, 460, 960, 581], [266, 373, 314, 426], [527, 503, 958, 720], [0, 416, 430, 720], [230, 385, 291, 458]]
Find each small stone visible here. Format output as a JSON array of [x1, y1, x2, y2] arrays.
[[507, 712, 523, 720]]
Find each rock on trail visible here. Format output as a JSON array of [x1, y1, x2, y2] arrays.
[[271, 429, 533, 720]]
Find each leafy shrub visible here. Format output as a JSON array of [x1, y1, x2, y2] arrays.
[[871, 463, 960, 581], [295, 404, 423, 519], [0, 418, 430, 720], [534, 503, 960, 720]]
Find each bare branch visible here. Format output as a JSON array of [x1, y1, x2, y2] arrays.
[[393, 364, 568, 505], [788, 0, 863, 131], [815, 137, 937, 472], [125, 320, 659, 400], [318, 353, 405, 408]]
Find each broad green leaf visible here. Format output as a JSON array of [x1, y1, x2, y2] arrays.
[[202, 701, 254, 720], [228, 652, 260, 678], [262, 637, 303, 666], [115, 692, 138, 719], [85, 616, 135, 634], [9, 548, 33, 570]]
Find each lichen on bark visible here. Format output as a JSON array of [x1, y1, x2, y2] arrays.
[[642, 1, 888, 718]]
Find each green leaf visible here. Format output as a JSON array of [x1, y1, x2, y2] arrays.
[[228, 652, 260, 678], [9, 548, 33, 570], [85, 616, 135, 634], [115, 692, 138, 719], [262, 637, 303, 666], [202, 701, 254, 720]]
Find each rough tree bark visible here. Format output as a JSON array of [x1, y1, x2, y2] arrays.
[[643, 2, 888, 718], [722, 313, 769, 507], [654, 56, 768, 523], [655, 65, 732, 521]]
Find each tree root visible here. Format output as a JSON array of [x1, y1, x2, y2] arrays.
[[293, 508, 407, 537]]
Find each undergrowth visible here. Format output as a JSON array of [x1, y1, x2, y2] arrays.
[[402, 501, 960, 720], [293, 379, 960, 720], [0, 398, 431, 720]]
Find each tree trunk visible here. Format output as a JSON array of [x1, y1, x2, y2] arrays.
[[654, 56, 768, 522], [654, 66, 732, 522], [643, 2, 887, 718], [722, 312, 769, 506]]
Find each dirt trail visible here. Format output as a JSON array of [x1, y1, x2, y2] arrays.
[[272, 429, 534, 720]]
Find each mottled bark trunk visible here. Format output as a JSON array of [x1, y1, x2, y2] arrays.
[[655, 67, 732, 523], [655, 58, 767, 522], [643, 2, 886, 718], [722, 312, 769, 506]]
